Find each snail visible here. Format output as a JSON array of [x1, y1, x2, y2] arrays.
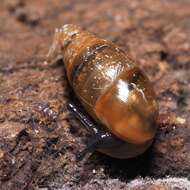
[[47, 24, 158, 159]]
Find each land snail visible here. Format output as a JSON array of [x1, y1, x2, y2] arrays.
[[47, 24, 158, 160]]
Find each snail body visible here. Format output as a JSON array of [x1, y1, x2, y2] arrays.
[[48, 24, 158, 159]]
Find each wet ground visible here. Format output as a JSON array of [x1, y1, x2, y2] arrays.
[[0, 0, 190, 189]]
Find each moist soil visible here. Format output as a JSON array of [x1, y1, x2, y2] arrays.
[[0, 1, 190, 189]]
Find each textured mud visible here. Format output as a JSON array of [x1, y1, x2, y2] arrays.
[[0, 0, 190, 190]]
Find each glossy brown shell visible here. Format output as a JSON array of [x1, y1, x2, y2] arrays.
[[56, 24, 158, 145]]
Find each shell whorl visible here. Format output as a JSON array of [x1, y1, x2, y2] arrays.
[[59, 25, 135, 119], [58, 24, 158, 144]]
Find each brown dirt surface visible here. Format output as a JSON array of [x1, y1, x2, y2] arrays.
[[0, 0, 190, 189]]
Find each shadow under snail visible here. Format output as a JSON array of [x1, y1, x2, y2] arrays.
[[47, 24, 159, 160]]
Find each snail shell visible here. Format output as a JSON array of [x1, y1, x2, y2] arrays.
[[49, 24, 158, 147]]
